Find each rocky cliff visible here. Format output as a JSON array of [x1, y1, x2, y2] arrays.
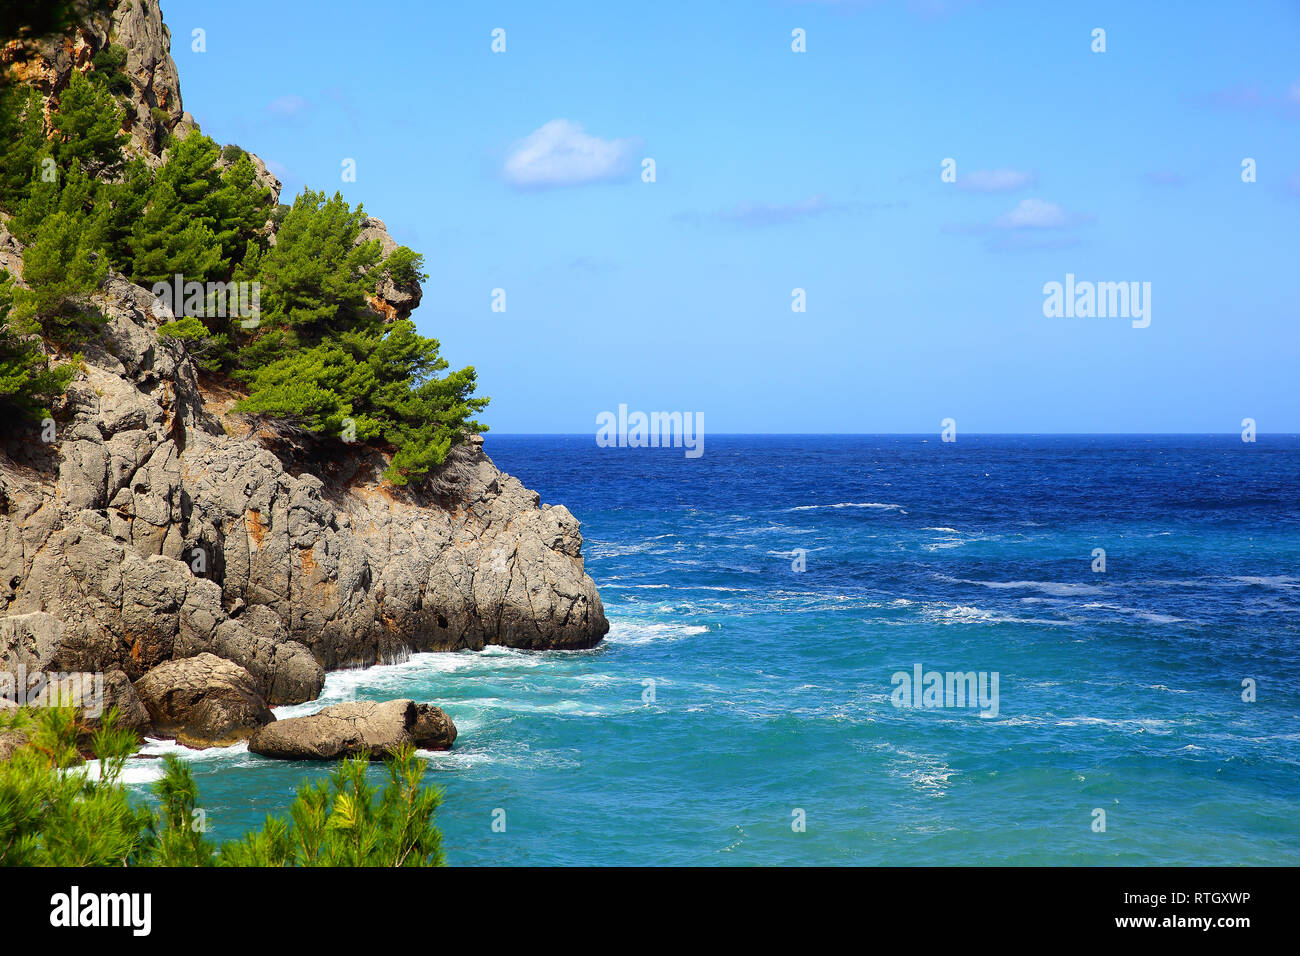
[[0, 0, 607, 742]]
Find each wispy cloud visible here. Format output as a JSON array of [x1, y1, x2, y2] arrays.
[[679, 195, 901, 228], [1144, 170, 1184, 187], [265, 95, 310, 119], [502, 119, 639, 188], [1195, 81, 1300, 118], [958, 168, 1036, 193], [993, 198, 1074, 229], [946, 198, 1092, 251], [721, 194, 837, 226], [569, 255, 618, 273], [322, 87, 362, 132]]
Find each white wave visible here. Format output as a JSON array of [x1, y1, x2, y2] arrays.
[[1077, 602, 1189, 624], [585, 540, 659, 558], [877, 744, 957, 796], [1054, 716, 1178, 733], [86, 758, 168, 786], [1228, 575, 1299, 590], [1144, 575, 1299, 592], [605, 620, 709, 646], [138, 737, 249, 759], [273, 648, 567, 717], [917, 603, 1073, 627], [936, 574, 1106, 597], [787, 502, 906, 513], [418, 745, 583, 772], [88, 737, 249, 785]]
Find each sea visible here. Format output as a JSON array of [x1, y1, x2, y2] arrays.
[[121, 435, 1300, 865]]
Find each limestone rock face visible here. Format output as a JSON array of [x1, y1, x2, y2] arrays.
[[357, 217, 422, 320], [0, 0, 607, 753], [22, 669, 153, 740], [133, 653, 273, 746], [0, 611, 64, 673], [1, 0, 183, 164], [0, 244, 606, 710], [248, 699, 457, 760]]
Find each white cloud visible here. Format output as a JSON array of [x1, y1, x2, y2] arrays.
[[502, 119, 638, 188], [994, 198, 1071, 229], [959, 168, 1036, 192]]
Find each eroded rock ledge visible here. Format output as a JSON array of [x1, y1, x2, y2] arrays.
[[0, 248, 608, 741], [0, 3, 608, 750]]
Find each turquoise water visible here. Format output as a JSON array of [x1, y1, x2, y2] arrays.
[[125, 436, 1300, 865]]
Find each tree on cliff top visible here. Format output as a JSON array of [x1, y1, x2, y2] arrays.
[[0, 37, 487, 481], [234, 190, 487, 485]]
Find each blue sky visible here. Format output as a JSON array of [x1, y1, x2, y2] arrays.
[[164, 0, 1299, 433]]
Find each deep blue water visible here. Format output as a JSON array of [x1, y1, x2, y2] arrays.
[[127, 436, 1300, 865]]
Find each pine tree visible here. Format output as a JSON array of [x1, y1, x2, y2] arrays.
[[250, 188, 382, 346], [129, 179, 224, 285], [49, 69, 127, 179], [128, 134, 227, 284], [217, 746, 444, 867], [0, 707, 153, 866], [97, 156, 154, 266], [209, 151, 272, 270], [0, 273, 77, 419], [0, 87, 49, 211], [9, 208, 107, 343], [156, 315, 231, 374]]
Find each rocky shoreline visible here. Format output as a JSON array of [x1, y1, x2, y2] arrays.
[[0, 0, 607, 758]]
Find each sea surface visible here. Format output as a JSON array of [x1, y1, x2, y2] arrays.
[[124, 436, 1300, 865]]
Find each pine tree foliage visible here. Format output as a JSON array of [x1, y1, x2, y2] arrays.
[[0, 272, 77, 417], [0, 706, 447, 868], [0, 707, 153, 866], [48, 69, 128, 179], [0, 40, 485, 480]]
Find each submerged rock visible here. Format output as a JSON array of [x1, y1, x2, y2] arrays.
[[248, 699, 457, 760]]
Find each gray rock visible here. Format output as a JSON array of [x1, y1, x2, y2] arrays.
[[0, 0, 607, 755], [357, 217, 423, 320], [248, 698, 456, 760], [197, 609, 324, 705], [0, 611, 64, 673], [1, 0, 183, 165], [133, 653, 273, 746], [22, 668, 153, 739], [93, 668, 153, 736]]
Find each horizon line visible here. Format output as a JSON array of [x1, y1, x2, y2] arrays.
[[482, 431, 1299, 438]]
